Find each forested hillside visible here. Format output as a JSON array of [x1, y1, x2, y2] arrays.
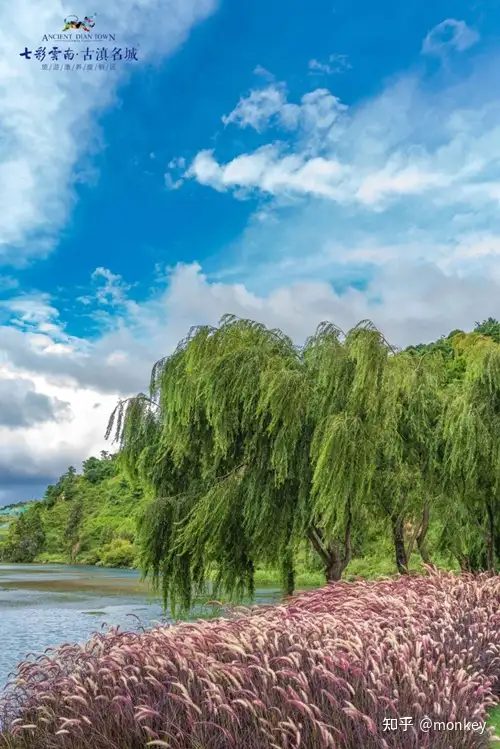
[[0, 504, 32, 546], [0, 453, 144, 568], [2, 317, 500, 590]]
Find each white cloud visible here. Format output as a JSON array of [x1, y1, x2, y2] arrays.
[[168, 156, 186, 169], [1, 9, 498, 507], [184, 61, 500, 216], [165, 156, 187, 189], [0, 0, 218, 265], [220, 86, 346, 138], [188, 146, 346, 199], [308, 54, 351, 75], [421, 19, 480, 55], [165, 173, 184, 190], [91, 267, 132, 306], [1, 293, 59, 329], [221, 84, 299, 132], [253, 64, 275, 81]]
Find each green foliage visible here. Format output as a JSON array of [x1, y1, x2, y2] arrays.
[[440, 334, 500, 571], [0, 455, 145, 568], [1, 504, 45, 562], [82, 451, 118, 484], [107, 316, 450, 613], [5, 315, 500, 620], [43, 465, 78, 508], [64, 496, 84, 560], [474, 317, 500, 343], [98, 538, 137, 568]]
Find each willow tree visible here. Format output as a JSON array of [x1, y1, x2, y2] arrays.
[[107, 316, 310, 612], [441, 332, 500, 573], [107, 315, 440, 612], [371, 350, 445, 573]]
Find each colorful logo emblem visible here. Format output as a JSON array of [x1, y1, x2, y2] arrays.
[[62, 15, 96, 32]]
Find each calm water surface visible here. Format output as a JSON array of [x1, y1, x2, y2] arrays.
[[0, 564, 281, 692]]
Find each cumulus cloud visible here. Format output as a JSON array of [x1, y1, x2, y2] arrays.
[[422, 19, 480, 56], [188, 146, 346, 199], [0, 7, 497, 507], [0, 0, 218, 265], [183, 52, 500, 226]]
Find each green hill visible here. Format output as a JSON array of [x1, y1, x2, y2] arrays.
[[0, 503, 33, 541], [0, 453, 145, 568]]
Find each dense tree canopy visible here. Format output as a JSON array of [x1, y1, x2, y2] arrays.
[[107, 315, 450, 612], [1, 504, 45, 563], [5, 316, 500, 616]]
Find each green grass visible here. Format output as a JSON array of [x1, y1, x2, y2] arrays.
[[489, 705, 500, 746], [253, 568, 324, 588]]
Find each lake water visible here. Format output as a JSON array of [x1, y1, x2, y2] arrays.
[[0, 564, 281, 693]]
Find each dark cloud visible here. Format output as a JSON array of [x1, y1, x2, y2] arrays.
[[0, 455, 57, 507], [0, 447, 94, 506], [0, 377, 72, 428], [0, 488, 46, 507]]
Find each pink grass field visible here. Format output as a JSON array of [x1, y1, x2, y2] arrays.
[[1, 570, 500, 748]]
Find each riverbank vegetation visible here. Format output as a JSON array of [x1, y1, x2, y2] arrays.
[[1, 571, 498, 749], [2, 317, 500, 606], [3, 317, 500, 746], [105, 315, 500, 612]]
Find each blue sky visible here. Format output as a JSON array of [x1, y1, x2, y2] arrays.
[[1, 0, 500, 504]]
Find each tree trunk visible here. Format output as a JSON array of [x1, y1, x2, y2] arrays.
[[308, 505, 352, 584], [391, 515, 408, 574], [494, 525, 500, 568], [70, 541, 80, 565], [416, 501, 432, 564], [469, 547, 488, 573], [457, 553, 471, 573], [285, 565, 295, 596], [324, 543, 349, 582], [486, 502, 495, 574]]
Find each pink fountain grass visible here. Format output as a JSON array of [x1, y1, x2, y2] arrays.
[[1, 569, 500, 748]]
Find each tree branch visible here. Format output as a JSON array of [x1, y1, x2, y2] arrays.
[[126, 394, 160, 409], [307, 527, 330, 566]]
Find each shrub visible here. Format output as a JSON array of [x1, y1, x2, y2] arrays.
[[1, 570, 499, 748], [99, 538, 137, 568], [75, 549, 101, 566]]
